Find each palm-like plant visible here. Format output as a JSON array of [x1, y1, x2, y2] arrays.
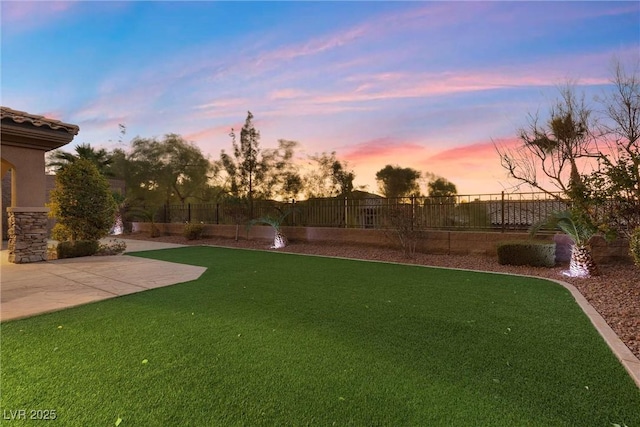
[[126, 205, 162, 238], [47, 143, 114, 176], [531, 210, 599, 277], [247, 208, 294, 249]]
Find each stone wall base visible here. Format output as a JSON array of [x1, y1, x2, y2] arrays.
[[7, 207, 49, 263]]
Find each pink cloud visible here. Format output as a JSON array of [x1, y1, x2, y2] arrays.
[[260, 103, 373, 118], [396, 138, 522, 194], [268, 89, 308, 100], [193, 98, 251, 120], [1, 1, 75, 22], [378, 2, 492, 33], [37, 110, 67, 121], [419, 135, 613, 195], [184, 124, 237, 146], [427, 139, 519, 163], [259, 26, 366, 64], [311, 68, 611, 106], [1, 1, 128, 35], [244, 2, 488, 77], [342, 137, 427, 164], [71, 97, 140, 129], [557, 2, 639, 21]]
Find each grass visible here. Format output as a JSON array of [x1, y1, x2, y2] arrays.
[[1, 246, 639, 426]]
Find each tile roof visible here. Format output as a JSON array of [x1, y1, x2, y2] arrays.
[[1, 106, 79, 135]]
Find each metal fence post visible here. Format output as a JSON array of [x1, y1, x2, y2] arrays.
[[501, 191, 505, 232], [411, 196, 416, 230], [344, 197, 348, 228]]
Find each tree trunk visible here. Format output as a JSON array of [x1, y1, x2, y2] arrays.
[[271, 229, 287, 249], [565, 244, 599, 278]]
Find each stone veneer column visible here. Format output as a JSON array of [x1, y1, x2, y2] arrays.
[[7, 207, 49, 263]]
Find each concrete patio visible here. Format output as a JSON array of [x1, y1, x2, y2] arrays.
[[0, 239, 206, 321]]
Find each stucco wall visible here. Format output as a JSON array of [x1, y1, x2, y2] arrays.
[[1, 173, 10, 240], [1, 145, 47, 207]]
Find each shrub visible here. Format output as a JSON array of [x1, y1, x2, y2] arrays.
[[183, 222, 205, 240], [56, 240, 99, 259], [48, 159, 117, 241], [51, 222, 72, 242], [630, 227, 640, 267], [383, 205, 426, 259], [497, 241, 556, 267], [96, 239, 127, 256]]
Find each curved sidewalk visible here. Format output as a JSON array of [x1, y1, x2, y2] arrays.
[[0, 239, 206, 322]]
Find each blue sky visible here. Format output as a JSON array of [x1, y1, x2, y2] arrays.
[[2, 1, 639, 195]]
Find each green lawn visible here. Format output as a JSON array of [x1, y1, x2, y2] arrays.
[[1, 246, 639, 426]]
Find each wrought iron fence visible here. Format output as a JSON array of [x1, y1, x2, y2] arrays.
[[143, 191, 612, 232]]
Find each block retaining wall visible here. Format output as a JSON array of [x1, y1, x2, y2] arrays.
[[131, 222, 632, 265]]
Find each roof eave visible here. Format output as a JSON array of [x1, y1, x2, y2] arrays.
[[1, 106, 79, 151]]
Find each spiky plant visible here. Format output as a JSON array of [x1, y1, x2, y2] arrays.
[[126, 205, 162, 237], [531, 210, 599, 278], [248, 209, 293, 249]]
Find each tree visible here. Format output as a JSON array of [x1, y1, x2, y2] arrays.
[[584, 60, 640, 240], [47, 143, 114, 176], [48, 158, 117, 241], [495, 84, 604, 273], [261, 139, 303, 200], [375, 165, 421, 198], [222, 196, 251, 241], [220, 112, 303, 208], [303, 151, 355, 198], [221, 111, 263, 214], [496, 84, 598, 202], [427, 177, 457, 197], [107, 148, 129, 181], [331, 157, 355, 196], [127, 134, 213, 209]]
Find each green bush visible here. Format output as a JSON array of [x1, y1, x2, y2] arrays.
[[183, 222, 205, 240], [48, 158, 117, 241], [497, 241, 556, 267], [51, 223, 72, 242], [630, 227, 640, 267], [56, 240, 99, 259]]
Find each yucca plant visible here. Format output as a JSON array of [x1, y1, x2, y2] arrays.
[[530, 210, 599, 277], [126, 205, 162, 237], [247, 208, 294, 249]]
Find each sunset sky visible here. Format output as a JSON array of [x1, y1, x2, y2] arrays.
[[2, 1, 639, 196]]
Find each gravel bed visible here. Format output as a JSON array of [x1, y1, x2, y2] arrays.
[[122, 233, 640, 360]]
